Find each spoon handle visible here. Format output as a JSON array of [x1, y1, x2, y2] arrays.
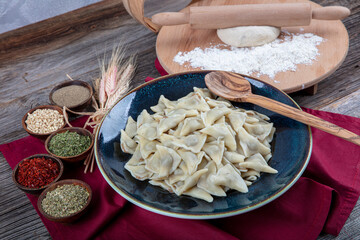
[[247, 94, 360, 146]]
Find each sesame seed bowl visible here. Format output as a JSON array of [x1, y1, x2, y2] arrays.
[[22, 105, 66, 139]]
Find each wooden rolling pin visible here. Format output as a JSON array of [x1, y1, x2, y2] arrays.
[[151, 3, 350, 29]]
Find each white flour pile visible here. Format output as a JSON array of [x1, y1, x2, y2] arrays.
[[173, 32, 324, 79]]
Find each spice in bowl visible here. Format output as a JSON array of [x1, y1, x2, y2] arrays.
[[52, 85, 91, 108], [25, 108, 64, 134], [48, 131, 91, 157], [16, 157, 60, 188], [41, 184, 89, 218]]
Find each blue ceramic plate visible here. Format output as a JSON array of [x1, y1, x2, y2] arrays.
[[95, 71, 312, 219]]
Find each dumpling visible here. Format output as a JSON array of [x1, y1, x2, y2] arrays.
[[265, 126, 276, 143], [181, 134, 207, 153], [205, 98, 232, 108], [126, 145, 144, 166], [264, 152, 272, 162], [175, 169, 208, 195], [226, 123, 236, 136], [125, 165, 153, 180], [241, 169, 260, 182], [136, 136, 158, 159], [137, 122, 158, 140], [238, 153, 277, 174], [245, 110, 270, 121], [146, 145, 181, 178], [221, 157, 242, 175], [164, 108, 198, 117], [243, 122, 274, 141], [202, 141, 225, 165], [157, 114, 185, 135], [159, 134, 177, 148], [216, 97, 232, 106], [125, 116, 137, 138], [210, 164, 248, 193], [193, 87, 213, 99], [152, 112, 164, 121], [198, 161, 226, 197], [214, 116, 226, 124], [164, 133, 207, 153], [120, 130, 137, 154], [200, 123, 237, 151], [224, 151, 245, 163], [183, 186, 213, 203], [168, 167, 187, 184], [150, 98, 166, 113], [175, 92, 210, 112], [149, 179, 174, 193], [180, 117, 205, 136], [228, 112, 247, 132], [137, 110, 154, 128], [159, 95, 175, 109], [201, 107, 231, 126], [177, 150, 204, 175], [172, 121, 184, 137], [236, 127, 271, 157]]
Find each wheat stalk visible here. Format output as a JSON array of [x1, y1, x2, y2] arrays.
[[64, 42, 136, 173], [105, 64, 134, 109]]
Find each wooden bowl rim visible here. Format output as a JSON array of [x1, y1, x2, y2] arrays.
[[49, 80, 94, 109], [12, 154, 64, 192], [22, 105, 66, 136], [37, 179, 92, 221], [45, 127, 94, 160]]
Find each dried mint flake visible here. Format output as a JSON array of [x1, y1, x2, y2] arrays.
[[49, 131, 91, 157]]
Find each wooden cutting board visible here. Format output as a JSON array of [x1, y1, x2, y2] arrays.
[[156, 0, 349, 94]]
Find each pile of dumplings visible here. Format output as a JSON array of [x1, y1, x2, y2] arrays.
[[120, 87, 277, 202]]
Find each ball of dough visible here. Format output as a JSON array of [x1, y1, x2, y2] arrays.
[[217, 26, 281, 48]]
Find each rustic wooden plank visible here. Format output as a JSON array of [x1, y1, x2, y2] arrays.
[[320, 89, 360, 118], [0, 0, 103, 34], [0, 0, 122, 61]]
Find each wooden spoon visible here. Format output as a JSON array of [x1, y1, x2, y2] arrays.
[[205, 72, 360, 146]]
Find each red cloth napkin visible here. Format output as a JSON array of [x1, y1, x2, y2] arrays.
[[2, 62, 360, 239]]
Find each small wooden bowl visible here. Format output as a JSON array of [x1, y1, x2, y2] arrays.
[[49, 80, 93, 112], [22, 105, 66, 139], [37, 179, 92, 223], [12, 154, 64, 195], [45, 127, 94, 163]]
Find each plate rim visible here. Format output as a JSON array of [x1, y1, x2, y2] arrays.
[[94, 70, 313, 219]]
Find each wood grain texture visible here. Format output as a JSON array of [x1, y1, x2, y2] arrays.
[[152, 4, 350, 28], [122, 0, 161, 32], [0, 0, 359, 239], [156, 0, 349, 93]]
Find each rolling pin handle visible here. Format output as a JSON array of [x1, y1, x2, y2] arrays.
[[312, 6, 350, 20], [152, 12, 189, 26]]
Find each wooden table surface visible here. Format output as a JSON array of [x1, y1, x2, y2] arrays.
[[0, 0, 359, 239]]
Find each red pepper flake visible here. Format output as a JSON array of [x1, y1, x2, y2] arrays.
[[16, 157, 60, 188]]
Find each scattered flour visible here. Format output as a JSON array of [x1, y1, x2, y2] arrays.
[[173, 32, 324, 80]]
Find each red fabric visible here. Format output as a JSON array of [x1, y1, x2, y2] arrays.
[[155, 58, 169, 76], [145, 59, 168, 82]]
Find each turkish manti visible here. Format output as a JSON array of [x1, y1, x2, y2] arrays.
[[120, 87, 277, 202]]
